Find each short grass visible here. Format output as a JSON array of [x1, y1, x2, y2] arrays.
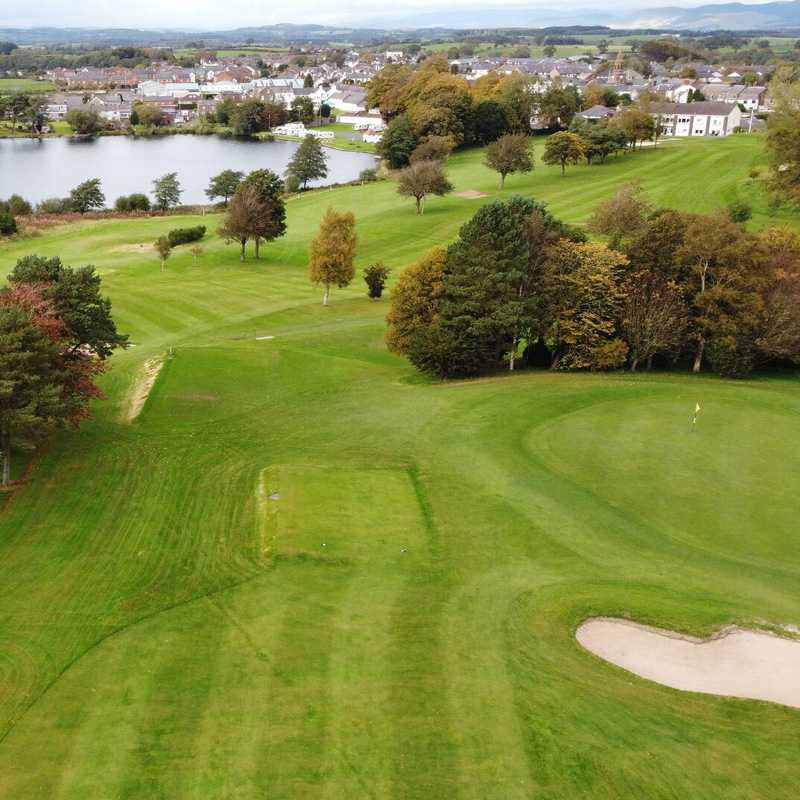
[[0, 124, 30, 138], [0, 134, 799, 799], [0, 78, 57, 93], [270, 131, 376, 153]]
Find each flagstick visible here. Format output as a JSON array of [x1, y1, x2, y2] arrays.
[[692, 402, 700, 433]]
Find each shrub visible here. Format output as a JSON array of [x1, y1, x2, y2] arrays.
[[727, 199, 752, 224], [707, 335, 755, 378], [0, 212, 17, 236], [358, 168, 379, 183], [406, 324, 494, 379], [6, 195, 32, 216], [167, 225, 206, 247], [129, 193, 151, 211], [116, 193, 153, 212], [284, 174, 301, 194], [563, 224, 589, 243], [363, 262, 390, 299], [36, 197, 70, 214]]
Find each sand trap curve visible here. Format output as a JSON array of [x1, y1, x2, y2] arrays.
[[577, 618, 800, 709]]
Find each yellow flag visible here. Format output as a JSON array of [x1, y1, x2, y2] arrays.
[[695, 403, 701, 413]]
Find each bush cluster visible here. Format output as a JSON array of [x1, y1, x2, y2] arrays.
[[167, 225, 206, 247], [0, 194, 33, 216], [0, 212, 17, 236], [115, 193, 151, 212]]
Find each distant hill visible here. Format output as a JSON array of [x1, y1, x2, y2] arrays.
[[619, 0, 800, 30], [3, 2, 800, 48]]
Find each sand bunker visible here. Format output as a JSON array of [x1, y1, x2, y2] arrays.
[[577, 617, 800, 709], [454, 190, 489, 199]]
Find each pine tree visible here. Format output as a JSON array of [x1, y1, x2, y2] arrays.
[[285, 135, 329, 190]]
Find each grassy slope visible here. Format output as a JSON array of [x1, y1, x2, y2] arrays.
[[0, 136, 799, 799]]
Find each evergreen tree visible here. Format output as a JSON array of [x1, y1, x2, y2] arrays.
[[0, 299, 63, 486], [443, 197, 540, 370], [285, 135, 329, 190], [8, 255, 129, 359], [474, 100, 509, 144], [375, 114, 416, 169], [0, 269, 121, 486]]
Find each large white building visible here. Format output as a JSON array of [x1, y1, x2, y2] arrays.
[[648, 101, 743, 137]]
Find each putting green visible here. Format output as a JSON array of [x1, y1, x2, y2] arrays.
[[529, 389, 800, 566]]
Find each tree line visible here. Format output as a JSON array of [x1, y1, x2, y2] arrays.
[[385, 190, 800, 379], [0, 173, 185, 223]]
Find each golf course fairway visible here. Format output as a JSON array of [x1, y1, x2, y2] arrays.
[[0, 136, 798, 799]]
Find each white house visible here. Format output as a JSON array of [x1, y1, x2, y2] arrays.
[[649, 101, 743, 137], [703, 84, 767, 111]]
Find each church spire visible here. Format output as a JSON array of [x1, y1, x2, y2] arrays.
[[611, 48, 625, 85]]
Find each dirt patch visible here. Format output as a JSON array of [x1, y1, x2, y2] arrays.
[[454, 190, 489, 199], [110, 243, 150, 253], [577, 617, 800, 710], [121, 358, 164, 423]]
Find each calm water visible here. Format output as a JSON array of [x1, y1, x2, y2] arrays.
[[0, 135, 377, 206]]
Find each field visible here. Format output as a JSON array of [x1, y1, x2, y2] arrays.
[[0, 78, 57, 93], [0, 135, 799, 799]]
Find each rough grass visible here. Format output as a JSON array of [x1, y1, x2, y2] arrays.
[[0, 135, 799, 799]]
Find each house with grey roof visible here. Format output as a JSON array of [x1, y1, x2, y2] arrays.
[[702, 84, 767, 111], [574, 104, 615, 120], [647, 101, 743, 137]]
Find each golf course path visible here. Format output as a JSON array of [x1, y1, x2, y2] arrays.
[[577, 618, 800, 709]]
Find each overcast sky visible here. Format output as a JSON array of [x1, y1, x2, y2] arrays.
[[4, 0, 779, 31]]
